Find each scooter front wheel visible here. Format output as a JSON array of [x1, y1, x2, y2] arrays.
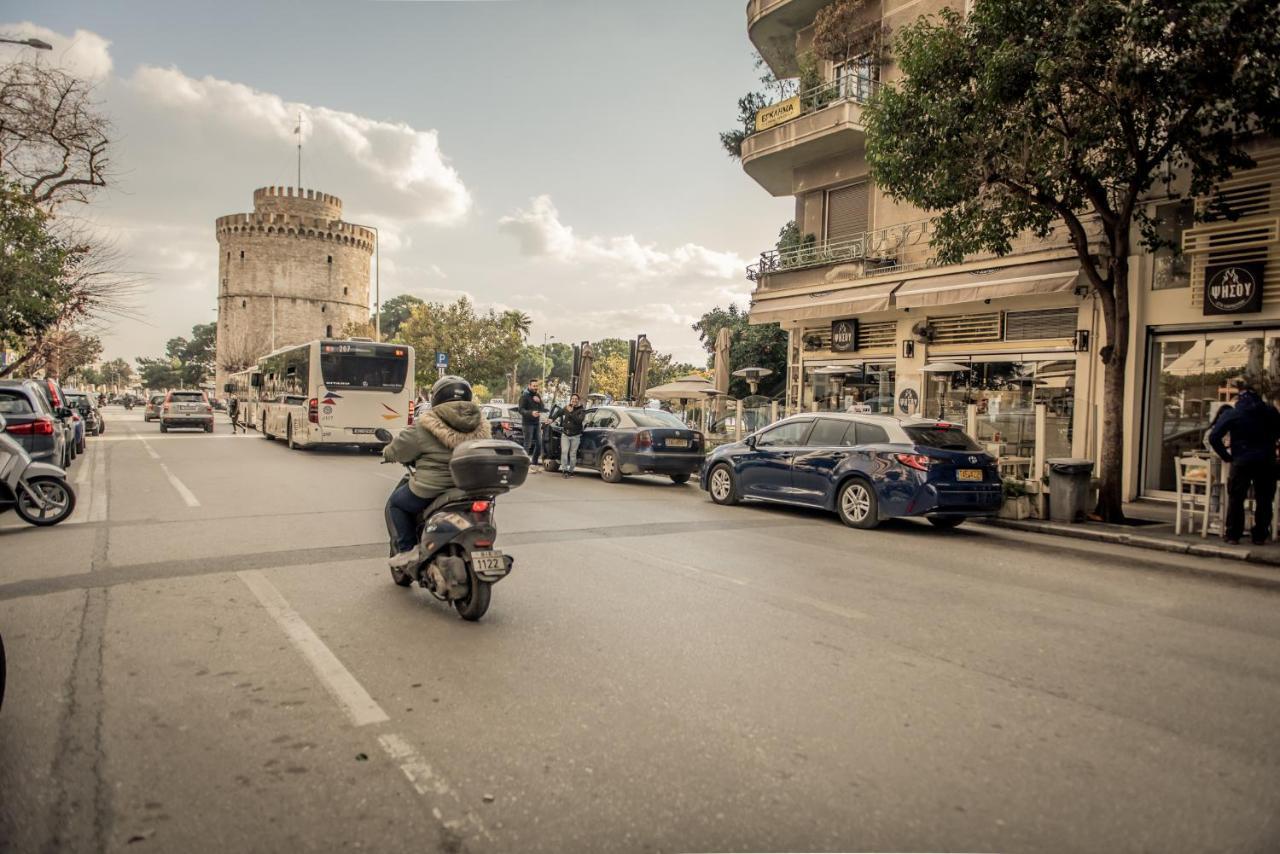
[[15, 477, 76, 526]]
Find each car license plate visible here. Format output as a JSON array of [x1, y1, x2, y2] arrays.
[[666, 438, 689, 448], [471, 550, 505, 573], [351, 427, 376, 434], [957, 469, 983, 482]]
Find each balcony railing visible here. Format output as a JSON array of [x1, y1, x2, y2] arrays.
[[746, 217, 1104, 283], [749, 71, 880, 135]]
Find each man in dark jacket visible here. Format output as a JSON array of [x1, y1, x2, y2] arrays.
[[556, 393, 586, 478], [518, 379, 546, 468], [383, 375, 492, 567], [1209, 388, 1280, 545]]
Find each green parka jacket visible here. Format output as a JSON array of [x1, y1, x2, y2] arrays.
[[382, 400, 492, 498]]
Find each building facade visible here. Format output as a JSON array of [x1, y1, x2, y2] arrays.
[[739, 0, 1280, 503], [214, 186, 373, 391]]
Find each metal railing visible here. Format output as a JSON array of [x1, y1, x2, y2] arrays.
[[748, 71, 880, 137]]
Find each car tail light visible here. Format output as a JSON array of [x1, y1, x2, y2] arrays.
[[6, 417, 54, 436], [203, 405, 212, 414], [407, 406, 414, 426], [163, 405, 171, 413], [636, 430, 653, 450], [471, 500, 491, 513], [308, 398, 318, 424], [896, 453, 931, 471], [46, 380, 62, 407]]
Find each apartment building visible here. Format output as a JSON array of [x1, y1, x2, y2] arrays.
[[738, 0, 1280, 502]]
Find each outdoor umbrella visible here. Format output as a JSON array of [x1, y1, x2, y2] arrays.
[[712, 327, 732, 422], [629, 335, 653, 403], [576, 342, 595, 400], [646, 374, 718, 427]]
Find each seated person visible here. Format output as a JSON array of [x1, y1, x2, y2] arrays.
[[383, 375, 491, 568]]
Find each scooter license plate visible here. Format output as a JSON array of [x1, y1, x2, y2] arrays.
[[471, 550, 506, 573]]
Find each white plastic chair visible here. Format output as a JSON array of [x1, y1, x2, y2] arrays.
[[1175, 456, 1213, 536]]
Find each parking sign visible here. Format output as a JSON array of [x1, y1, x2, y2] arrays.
[[435, 352, 449, 370]]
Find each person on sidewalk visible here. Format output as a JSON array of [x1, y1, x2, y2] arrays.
[[556, 393, 586, 478], [518, 379, 546, 470], [1209, 388, 1280, 545], [227, 395, 241, 434]]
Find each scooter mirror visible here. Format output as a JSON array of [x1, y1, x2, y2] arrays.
[[0, 413, 7, 432], [374, 428, 393, 444]]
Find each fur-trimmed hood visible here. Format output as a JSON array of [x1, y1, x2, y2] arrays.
[[420, 400, 491, 448]]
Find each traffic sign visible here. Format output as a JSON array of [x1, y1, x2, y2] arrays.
[[435, 351, 449, 369]]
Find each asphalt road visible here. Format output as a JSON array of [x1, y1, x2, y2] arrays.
[[2, 407, 1279, 853]]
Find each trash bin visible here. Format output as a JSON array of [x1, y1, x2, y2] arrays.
[[1046, 458, 1094, 523]]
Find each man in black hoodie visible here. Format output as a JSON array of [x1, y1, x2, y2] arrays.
[[518, 379, 546, 469], [1209, 388, 1280, 545]]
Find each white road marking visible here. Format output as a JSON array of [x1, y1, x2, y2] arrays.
[[378, 733, 491, 840], [237, 570, 390, 727], [136, 435, 200, 506], [87, 443, 108, 522], [136, 436, 161, 459], [75, 444, 93, 485], [96, 434, 248, 441]]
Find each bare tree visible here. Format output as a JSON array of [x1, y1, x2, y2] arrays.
[[0, 60, 111, 209]]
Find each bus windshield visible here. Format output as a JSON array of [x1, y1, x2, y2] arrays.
[[320, 344, 409, 391]]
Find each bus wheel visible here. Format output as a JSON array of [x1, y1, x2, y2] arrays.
[[287, 418, 299, 450]]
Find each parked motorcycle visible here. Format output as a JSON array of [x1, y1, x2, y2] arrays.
[[375, 428, 528, 621], [0, 413, 77, 526]]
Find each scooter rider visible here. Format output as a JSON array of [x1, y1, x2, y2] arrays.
[[383, 375, 492, 569]]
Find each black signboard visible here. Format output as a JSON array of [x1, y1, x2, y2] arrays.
[[1204, 261, 1265, 315], [831, 319, 858, 352]]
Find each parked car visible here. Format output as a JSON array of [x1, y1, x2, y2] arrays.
[[542, 405, 704, 483], [144, 394, 165, 422], [160, 389, 214, 433], [701, 413, 1002, 529], [28, 377, 77, 465], [64, 390, 104, 436], [0, 379, 68, 466], [480, 403, 524, 444]]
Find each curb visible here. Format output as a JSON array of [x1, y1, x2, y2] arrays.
[[978, 517, 1280, 590]]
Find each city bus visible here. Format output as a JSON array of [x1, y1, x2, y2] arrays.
[[253, 340, 416, 450], [226, 366, 261, 430]]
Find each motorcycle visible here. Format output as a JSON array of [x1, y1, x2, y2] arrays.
[[0, 413, 77, 526], [375, 429, 529, 621]]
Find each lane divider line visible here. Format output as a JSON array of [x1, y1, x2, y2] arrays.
[[158, 462, 200, 507], [136, 436, 161, 459], [378, 733, 491, 840], [236, 570, 389, 727], [87, 442, 108, 523]]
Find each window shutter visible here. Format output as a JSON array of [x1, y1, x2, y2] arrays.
[[825, 182, 869, 243]]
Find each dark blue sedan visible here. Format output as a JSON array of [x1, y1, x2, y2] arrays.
[[700, 413, 1002, 529], [542, 406, 705, 484]]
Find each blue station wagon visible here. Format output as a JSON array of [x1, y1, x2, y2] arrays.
[[700, 413, 1002, 529], [543, 406, 705, 484]]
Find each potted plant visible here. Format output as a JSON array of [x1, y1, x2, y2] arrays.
[[998, 478, 1032, 520]]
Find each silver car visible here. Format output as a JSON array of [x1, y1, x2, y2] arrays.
[[160, 390, 214, 433]]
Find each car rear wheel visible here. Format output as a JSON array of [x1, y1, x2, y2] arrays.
[[708, 464, 738, 506], [928, 516, 965, 530], [599, 449, 623, 483], [837, 479, 879, 529], [670, 473, 690, 485]]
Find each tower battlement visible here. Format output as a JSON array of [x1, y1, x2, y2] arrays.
[[215, 213, 375, 251], [252, 185, 343, 220]]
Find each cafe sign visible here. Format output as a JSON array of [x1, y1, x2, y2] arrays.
[[831, 319, 858, 353], [1204, 261, 1264, 315], [755, 96, 801, 132]]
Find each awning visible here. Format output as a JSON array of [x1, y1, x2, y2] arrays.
[[894, 258, 1080, 309], [750, 280, 900, 324]]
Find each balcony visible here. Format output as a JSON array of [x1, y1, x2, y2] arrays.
[[747, 0, 836, 76], [740, 74, 876, 196]]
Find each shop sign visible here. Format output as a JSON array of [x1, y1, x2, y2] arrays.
[[898, 388, 919, 415], [755, 96, 801, 132], [1204, 261, 1264, 315], [831, 319, 858, 353]]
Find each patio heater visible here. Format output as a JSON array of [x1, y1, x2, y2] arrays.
[[732, 367, 774, 395], [920, 362, 970, 419]]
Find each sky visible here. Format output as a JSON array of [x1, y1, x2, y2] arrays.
[[2, 0, 793, 365]]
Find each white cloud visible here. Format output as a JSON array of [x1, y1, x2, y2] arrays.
[[3, 21, 113, 80]]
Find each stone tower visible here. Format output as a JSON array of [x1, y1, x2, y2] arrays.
[[214, 186, 373, 390]]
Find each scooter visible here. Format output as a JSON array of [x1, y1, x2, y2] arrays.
[[0, 413, 77, 526], [375, 429, 528, 621]]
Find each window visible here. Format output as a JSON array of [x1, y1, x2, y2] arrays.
[[327, 255, 333, 264], [757, 419, 813, 447], [903, 424, 982, 451], [169, 392, 205, 403], [834, 53, 877, 102], [325, 324, 333, 337], [806, 418, 850, 446], [855, 422, 890, 444], [1004, 308, 1076, 341], [825, 181, 870, 243], [594, 409, 621, 429], [241, 299, 246, 308], [0, 391, 34, 414], [630, 410, 687, 429], [240, 250, 245, 259], [320, 350, 407, 392], [1151, 200, 1194, 290], [583, 410, 600, 428], [343, 287, 348, 296]]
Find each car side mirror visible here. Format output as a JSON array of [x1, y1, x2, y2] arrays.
[[56, 406, 72, 419], [744, 434, 756, 448], [374, 428, 393, 444]]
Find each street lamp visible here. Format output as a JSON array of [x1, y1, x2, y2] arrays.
[[541, 333, 556, 389], [0, 37, 53, 49]]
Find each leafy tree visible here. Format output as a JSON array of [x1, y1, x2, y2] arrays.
[[374, 294, 425, 341], [341, 319, 375, 339], [691, 305, 787, 398], [719, 52, 793, 159], [592, 352, 631, 400], [515, 342, 573, 385], [162, 322, 217, 386], [812, 0, 883, 66], [396, 297, 527, 391], [36, 329, 101, 380], [135, 357, 182, 390], [862, 0, 1280, 522], [98, 357, 133, 389]]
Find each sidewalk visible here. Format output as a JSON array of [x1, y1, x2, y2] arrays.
[[980, 499, 1280, 589]]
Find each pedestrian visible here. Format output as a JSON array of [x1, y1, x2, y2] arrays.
[[518, 378, 546, 470], [556, 393, 586, 478], [226, 394, 240, 435], [1209, 388, 1280, 545]]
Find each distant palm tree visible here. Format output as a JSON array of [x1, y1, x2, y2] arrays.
[[502, 310, 532, 338]]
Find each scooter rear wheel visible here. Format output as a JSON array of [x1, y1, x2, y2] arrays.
[[15, 476, 76, 526], [452, 571, 491, 621]]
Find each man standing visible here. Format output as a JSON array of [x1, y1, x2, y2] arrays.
[[1209, 388, 1280, 545], [518, 378, 546, 469], [556, 393, 586, 478], [227, 394, 241, 434]]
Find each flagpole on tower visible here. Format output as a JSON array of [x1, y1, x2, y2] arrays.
[[294, 111, 303, 188]]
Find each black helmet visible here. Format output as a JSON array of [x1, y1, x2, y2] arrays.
[[430, 375, 472, 407]]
